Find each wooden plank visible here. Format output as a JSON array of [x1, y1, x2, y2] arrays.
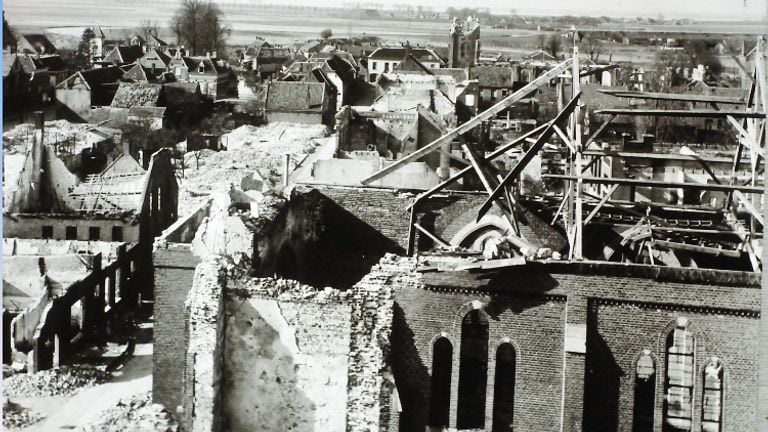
[[404, 122, 552, 211], [361, 58, 573, 185], [654, 240, 742, 258], [733, 190, 765, 226], [598, 89, 745, 104], [595, 108, 764, 118], [543, 174, 764, 193], [726, 115, 765, 158], [413, 223, 451, 248], [583, 184, 620, 224], [477, 92, 582, 220]]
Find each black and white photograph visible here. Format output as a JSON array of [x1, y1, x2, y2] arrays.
[[1, 0, 767, 430]]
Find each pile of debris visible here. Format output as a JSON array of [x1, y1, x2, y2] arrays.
[[3, 366, 111, 397], [2, 399, 43, 429], [81, 392, 177, 432], [177, 122, 329, 215]]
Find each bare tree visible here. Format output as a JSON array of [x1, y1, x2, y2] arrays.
[[581, 35, 604, 62], [170, 0, 231, 56], [545, 34, 562, 58], [139, 19, 159, 42]]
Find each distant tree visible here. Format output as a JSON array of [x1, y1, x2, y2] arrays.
[[545, 34, 562, 58], [537, 33, 547, 50], [139, 19, 159, 42], [170, 0, 231, 56], [581, 35, 604, 62], [76, 27, 96, 69], [320, 29, 333, 40]]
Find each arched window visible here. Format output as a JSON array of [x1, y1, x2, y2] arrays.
[[457, 309, 489, 429], [702, 357, 724, 432], [492, 343, 516, 432], [663, 318, 694, 432], [429, 337, 452, 428], [633, 350, 656, 432]]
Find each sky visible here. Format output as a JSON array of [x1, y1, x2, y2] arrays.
[[322, 0, 768, 20]]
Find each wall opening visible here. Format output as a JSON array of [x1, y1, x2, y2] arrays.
[[429, 337, 452, 428], [66, 226, 77, 240], [492, 342, 516, 432], [702, 357, 724, 432], [457, 309, 489, 429], [633, 351, 656, 432], [663, 318, 694, 432], [275, 245, 299, 280]]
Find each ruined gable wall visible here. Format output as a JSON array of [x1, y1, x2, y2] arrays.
[[222, 278, 353, 432]]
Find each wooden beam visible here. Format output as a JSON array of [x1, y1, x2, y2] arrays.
[[654, 240, 742, 258], [598, 89, 745, 104], [552, 124, 575, 152], [543, 174, 764, 193], [477, 92, 582, 220], [733, 190, 765, 226], [595, 108, 765, 118], [584, 114, 617, 147], [437, 148, 470, 166], [361, 58, 573, 185], [413, 223, 451, 249], [404, 122, 551, 211], [726, 115, 765, 158], [583, 184, 620, 224]]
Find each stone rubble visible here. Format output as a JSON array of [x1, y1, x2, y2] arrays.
[[3, 365, 111, 397], [79, 391, 178, 432], [2, 398, 43, 429]]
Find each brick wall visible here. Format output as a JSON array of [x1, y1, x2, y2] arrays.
[[294, 184, 567, 256], [366, 256, 759, 432], [152, 242, 202, 415]]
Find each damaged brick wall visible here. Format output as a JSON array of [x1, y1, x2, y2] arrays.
[[297, 184, 566, 254], [222, 278, 354, 432], [382, 258, 760, 432], [183, 260, 227, 432], [345, 255, 397, 432]]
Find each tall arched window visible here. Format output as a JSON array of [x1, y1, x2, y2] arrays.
[[492, 343, 516, 432], [633, 350, 656, 432], [702, 357, 724, 432], [429, 337, 452, 428], [663, 318, 694, 432], [457, 309, 489, 429]]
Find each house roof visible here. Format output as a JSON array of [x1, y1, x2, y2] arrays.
[[19, 33, 57, 55], [368, 47, 444, 65], [395, 53, 432, 74], [33, 54, 66, 71], [432, 68, 469, 83], [148, 34, 168, 47], [3, 54, 19, 77], [103, 45, 145, 65], [266, 81, 326, 112], [128, 106, 167, 117], [522, 50, 556, 61], [68, 171, 147, 213], [475, 65, 515, 88], [110, 82, 163, 108], [123, 63, 150, 82], [185, 56, 231, 75], [76, 65, 124, 90], [138, 48, 171, 69]]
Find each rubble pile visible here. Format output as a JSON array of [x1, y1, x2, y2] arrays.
[[178, 122, 329, 215], [3, 121, 99, 154], [80, 392, 178, 432], [2, 399, 43, 429], [232, 277, 352, 303], [3, 366, 111, 397]]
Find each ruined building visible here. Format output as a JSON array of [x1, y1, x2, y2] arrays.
[[448, 17, 480, 69], [146, 38, 768, 432]]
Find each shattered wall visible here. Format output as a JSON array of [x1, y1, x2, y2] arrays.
[[376, 256, 760, 432], [222, 279, 353, 432], [4, 214, 140, 242]]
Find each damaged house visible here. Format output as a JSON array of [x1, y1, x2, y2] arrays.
[[264, 80, 336, 128]]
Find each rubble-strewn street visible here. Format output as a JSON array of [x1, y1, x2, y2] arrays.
[[79, 392, 177, 432], [3, 366, 111, 398]]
